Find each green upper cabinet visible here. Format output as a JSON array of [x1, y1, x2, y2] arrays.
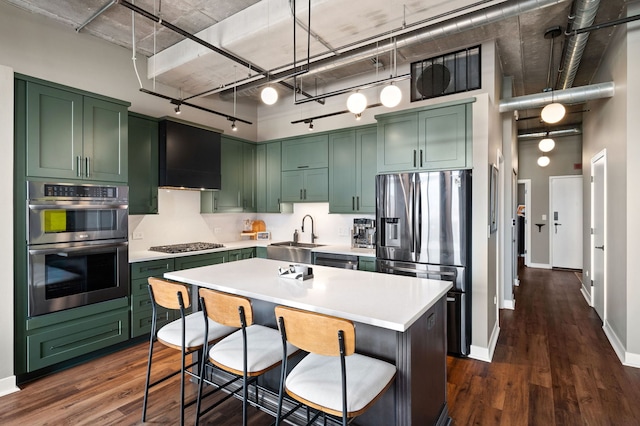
[[257, 141, 290, 213], [329, 126, 377, 213], [377, 100, 473, 173], [25, 80, 128, 183], [280, 134, 328, 203], [281, 134, 328, 170], [281, 168, 329, 202], [201, 136, 256, 213], [128, 113, 158, 215]]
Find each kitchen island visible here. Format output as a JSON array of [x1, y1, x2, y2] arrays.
[[165, 258, 452, 425]]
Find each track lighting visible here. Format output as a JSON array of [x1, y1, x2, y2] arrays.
[[355, 113, 362, 120], [174, 104, 181, 114], [347, 92, 367, 114], [231, 120, 237, 132], [308, 121, 314, 131]]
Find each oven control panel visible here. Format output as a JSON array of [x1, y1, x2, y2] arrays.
[[44, 184, 117, 198]]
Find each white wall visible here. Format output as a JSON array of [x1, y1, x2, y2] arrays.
[[0, 65, 18, 396], [582, 1, 640, 366]]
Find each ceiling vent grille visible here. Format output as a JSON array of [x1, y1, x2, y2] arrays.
[[411, 45, 481, 102]]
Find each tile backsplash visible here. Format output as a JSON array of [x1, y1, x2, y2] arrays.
[[128, 189, 374, 251]]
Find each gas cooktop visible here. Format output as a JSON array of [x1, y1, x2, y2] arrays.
[[149, 242, 225, 254]]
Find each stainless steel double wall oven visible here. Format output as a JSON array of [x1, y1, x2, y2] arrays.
[[26, 181, 129, 317]]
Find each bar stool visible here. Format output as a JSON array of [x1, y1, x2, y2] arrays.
[[142, 277, 236, 426], [274, 305, 396, 426], [195, 288, 298, 426]]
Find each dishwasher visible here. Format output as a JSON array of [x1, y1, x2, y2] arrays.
[[314, 252, 358, 270]]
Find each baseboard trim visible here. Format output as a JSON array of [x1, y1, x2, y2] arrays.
[[580, 285, 592, 306], [602, 321, 640, 368], [502, 300, 515, 310], [469, 322, 500, 362], [529, 263, 552, 269], [0, 375, 19, 397]]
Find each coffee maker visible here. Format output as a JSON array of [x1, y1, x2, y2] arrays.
[[352, 218, 376, 249]]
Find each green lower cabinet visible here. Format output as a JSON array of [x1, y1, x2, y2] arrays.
[[228, 248, 256, 262], [25, 298, 129, 372], [174, 251, 228, 270], [256, 246, 268, 259], [130, 258, 176, 338], [358, 257, 377, 272]]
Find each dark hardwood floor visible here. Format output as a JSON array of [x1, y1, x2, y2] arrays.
[[2, 266, 639, 425]]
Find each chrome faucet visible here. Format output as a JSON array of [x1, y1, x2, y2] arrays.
[[301, 214, 317, 243]]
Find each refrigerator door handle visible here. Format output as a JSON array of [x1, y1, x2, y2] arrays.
[[414, 175, 421, 256]]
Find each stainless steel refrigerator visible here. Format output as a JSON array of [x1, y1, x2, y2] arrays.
[[376, 170, 472, 356]]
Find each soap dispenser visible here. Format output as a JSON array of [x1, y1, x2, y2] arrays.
[[293, 229, 299, 243]]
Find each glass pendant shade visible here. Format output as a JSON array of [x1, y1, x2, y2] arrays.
[[380, 84, 402, 108], [537, 155, 550, 167], [261, 86, 278, 105], [541, 102, 565, 123], [538, 138, 555, 152], [347, 92, 367, 114]]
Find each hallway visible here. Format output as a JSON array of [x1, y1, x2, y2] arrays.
[[447, 266, 640, 424]]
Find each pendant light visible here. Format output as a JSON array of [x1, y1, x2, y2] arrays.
[[261, 85, 278, 105], [380, 38, 402, 108], [537, 155, 550, 167], [541, 27, 565, 124], [538, 136, 555, 152], [347, 92, 367, 115]]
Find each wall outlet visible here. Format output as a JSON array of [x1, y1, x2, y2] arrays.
[[338, 227, 349, 237], [214, 227, 222, 234], [542, 214, 547, 220], [132, 231, 143, 240]]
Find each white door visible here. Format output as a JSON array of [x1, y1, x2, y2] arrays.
[[592, 152, 606, 320], [550, 176, 583, 269]]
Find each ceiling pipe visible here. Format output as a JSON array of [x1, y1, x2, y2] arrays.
[[222, 0, 569, 98], [76, 0, 116, 32], [558, 0, 600, 89], [499, 81, 614, 112]]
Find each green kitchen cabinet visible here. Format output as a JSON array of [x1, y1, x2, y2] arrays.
[[228, 247, 256, 262], [25, 80, 129, 183], [376, 100, 473, 173], [202, 137, 255, 213], [257, 141, 291, 213], [25, 298, 130, 372], [256, 246, 268, 259], [128, 113, 159, 215], [174, 251, 228, 270], [281, 168, 329, 202], [130, 258, 176, 338], [281, 134, 328, 171], [358, 257, 377, 272], [329, 126, 377, 213]]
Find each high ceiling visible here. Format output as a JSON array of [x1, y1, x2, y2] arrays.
[[3, 0, 629, 133]]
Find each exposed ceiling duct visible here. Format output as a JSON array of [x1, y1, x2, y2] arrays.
[[223, 0, 570, 98], [499, 81, 614, 112], [558, 0, 601, 89]]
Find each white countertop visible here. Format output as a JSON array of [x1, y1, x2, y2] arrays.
[[164, 257, 451, 332], [129, 241, 375, 263]]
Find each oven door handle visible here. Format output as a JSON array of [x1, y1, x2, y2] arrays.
[[28, 241, 128, 255], [28, 203, 128, 211]]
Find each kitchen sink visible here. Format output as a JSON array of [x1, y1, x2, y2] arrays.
[[267, 241, 324, 263]]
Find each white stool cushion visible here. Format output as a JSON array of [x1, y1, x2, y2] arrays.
[[209, 325, 296, 374], [285, 353, 396, 414], [157, 311, 236, 348]]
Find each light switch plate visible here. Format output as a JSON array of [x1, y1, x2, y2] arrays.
[[542, 214, 547, 220], [132, 231, 143, 240]]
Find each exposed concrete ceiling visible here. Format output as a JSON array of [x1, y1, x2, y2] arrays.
[[4, 0, 629, 133]]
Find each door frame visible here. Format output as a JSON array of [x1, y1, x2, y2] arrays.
[[548, 175, 583, 269], [590, 149, 607, 319], [517, 179, 531, 267]]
